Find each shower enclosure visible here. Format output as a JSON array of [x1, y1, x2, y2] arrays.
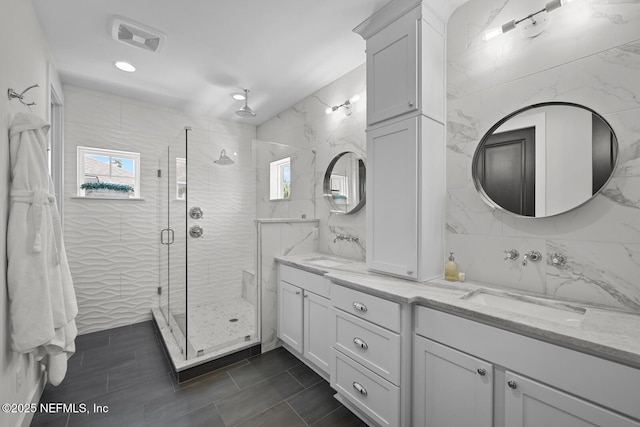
[[156, 127, 259, 365]]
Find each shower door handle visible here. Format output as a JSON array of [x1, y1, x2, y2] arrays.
[[161, 229, 175, 245]]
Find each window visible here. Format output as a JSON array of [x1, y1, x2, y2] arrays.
[[176, 157, 186, 200], [269, 157, 290, 200], [77, 147, 141, 198]]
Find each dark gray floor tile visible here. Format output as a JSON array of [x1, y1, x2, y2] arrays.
[[75, 332, 109, 353], [216, 372, 304, 426], [288, 363, 324, 388], [67, 352, 83, 370], [30, 411, 69, 427], [311, 406, 368, 427], [143, 372, 238, 425], [109, 327, 160, 351], [228, 347, 301, 389], [151, 403, 225, 427], [107, 358, 171, 393], [287, 381, 341, 425], [40, 371, 108, 404], [80, 346, 136, 373], [236, 402, 307, 427]]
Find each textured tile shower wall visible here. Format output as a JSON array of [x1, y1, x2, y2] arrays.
[[446, 0, 640, 311], [257, 65, 367, 260], [63, 87, 256, 334]]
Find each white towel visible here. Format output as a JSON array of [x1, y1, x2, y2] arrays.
[[7, 113, 78, 386]]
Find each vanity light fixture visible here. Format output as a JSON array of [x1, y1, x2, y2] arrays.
[[482, 0, 575, 41], [325, 94, 361, 116], [114, 61, 136, 72]]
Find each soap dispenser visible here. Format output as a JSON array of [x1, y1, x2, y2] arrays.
[[445, 251, 459, 282]]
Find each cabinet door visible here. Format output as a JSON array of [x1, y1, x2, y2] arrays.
[[367, 117, 418, 279], [367, 10, 418, 125], [278, 281, 303, 353], [303, 292, 330, 373], [413, 336, 493, 427], [504, 371, 640, 427]]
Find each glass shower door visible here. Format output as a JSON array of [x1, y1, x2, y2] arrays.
[[158, 129, 188, 360]]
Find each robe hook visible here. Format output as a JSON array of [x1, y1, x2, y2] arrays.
[[7, 84, 39, 106]]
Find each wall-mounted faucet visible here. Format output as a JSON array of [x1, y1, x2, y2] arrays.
[[522, 251, 541, 266], [334, 233, 359, 243], [504, 249, 519, 261]]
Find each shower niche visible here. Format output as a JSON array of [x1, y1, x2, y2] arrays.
[[155, 126, 261, 378]]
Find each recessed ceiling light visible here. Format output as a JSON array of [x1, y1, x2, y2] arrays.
[[230, 92, 246, 101], [115, 61, 136, 72]]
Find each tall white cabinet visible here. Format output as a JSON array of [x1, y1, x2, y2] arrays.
[[355, 1, 446, 281]]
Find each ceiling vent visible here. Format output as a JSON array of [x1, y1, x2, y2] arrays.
[[111, 16, 166, 54]]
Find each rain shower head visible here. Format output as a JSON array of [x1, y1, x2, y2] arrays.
[[214, 149, 234, 165], [235, 89, 256, 118]]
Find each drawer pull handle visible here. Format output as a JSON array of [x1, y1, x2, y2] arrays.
[[295, 290, 301, 295], [507, 380, 518, 390], [477, 368, 486, 376], [353, 337, 368, 350], [352, 381, 368, 397], [352, 302, 368, 312]]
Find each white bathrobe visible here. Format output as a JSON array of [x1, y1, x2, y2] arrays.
[[7, 113, 78, 386]]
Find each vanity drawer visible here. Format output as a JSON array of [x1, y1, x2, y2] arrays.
[[331, 284, 400, 332], [331, 349, 400, 427], [330, 307, 401, 385], [280, 264, 330, 298]]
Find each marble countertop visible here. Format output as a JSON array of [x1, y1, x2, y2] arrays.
[[275, 252, 640, 370]]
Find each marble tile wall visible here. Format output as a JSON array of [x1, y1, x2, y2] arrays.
[[256, 220, 319, 351], [446, 0, 640, 311], [63, 86, 257, 334], [257, 65, 367, 261]]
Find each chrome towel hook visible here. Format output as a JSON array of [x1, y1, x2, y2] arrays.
[[7, 84, 39, 106]]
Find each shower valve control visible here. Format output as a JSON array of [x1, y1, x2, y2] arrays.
[[189, 225, 204, 238], [189, 207, 204, 219]]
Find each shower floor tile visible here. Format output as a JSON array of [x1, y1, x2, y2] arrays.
[[186, 298, 257, 353]]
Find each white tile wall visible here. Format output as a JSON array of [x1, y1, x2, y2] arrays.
[[63, 86, 257, 334], [446, 0, 640, 311]]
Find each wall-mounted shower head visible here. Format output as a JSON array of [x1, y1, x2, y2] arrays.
[[235, 89, 256, 118], [214, 149, 234, 165]]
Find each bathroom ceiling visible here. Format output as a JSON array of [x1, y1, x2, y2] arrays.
[[31, 0, 396, 124], [33, 0, 468, 124]]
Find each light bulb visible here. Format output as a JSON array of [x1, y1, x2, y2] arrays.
[[325, 107, 333, 115], [114, 61, 136, 72], [482, 27, 503, 41], [349, 94, 361, 104]]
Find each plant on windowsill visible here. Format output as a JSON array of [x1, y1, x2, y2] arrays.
[[80, 182, 134, 199]]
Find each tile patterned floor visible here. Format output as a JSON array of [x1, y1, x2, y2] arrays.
[[186, 299, 257, 353], [30, 321, 367, 427]]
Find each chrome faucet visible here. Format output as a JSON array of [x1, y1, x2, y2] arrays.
[[504, 249, 519, 261], [522, 251, 541, 266], [334, 233, 359, 243]]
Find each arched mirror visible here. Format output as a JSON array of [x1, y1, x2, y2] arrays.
[[323, 151, 366, 215], [472, 102, 618, 218]]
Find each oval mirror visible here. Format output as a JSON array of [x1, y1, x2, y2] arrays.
[[472, 102, 618, 218], [323, 151, 366, 215]]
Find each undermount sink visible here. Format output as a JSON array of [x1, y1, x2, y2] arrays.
[[462, 290, 586, 327], [303, 256, 351, 268]]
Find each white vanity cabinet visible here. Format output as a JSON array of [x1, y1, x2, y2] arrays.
[[329, 284, 412, 427], [366, 115, 444, 281], [356, 2, 446, 282], [414, 306, 640, 427], [277, 264, 330, 376], [365, 10, 419, 126], [504, 371, 640, 427], [413, 336, 493, 427]]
